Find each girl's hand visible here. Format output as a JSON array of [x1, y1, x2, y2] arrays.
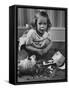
[[41, 38, 50, 47]]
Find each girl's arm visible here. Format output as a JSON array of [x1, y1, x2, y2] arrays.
[[26, 45, 41, 52], [26, 40, 53, 55], [18, 36, 26, 51], [18, 29, 34, 51]]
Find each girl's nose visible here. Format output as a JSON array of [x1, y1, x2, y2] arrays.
[[41, 24, 44, 27], [41, 24, 44, 28]]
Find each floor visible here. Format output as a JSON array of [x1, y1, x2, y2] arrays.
[[17, 42, 66, 82]]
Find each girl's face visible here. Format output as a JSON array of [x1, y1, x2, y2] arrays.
[[37, 16, 47, 34]]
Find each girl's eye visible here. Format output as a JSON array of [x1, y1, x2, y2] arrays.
[[39, 23, 42, 25], [44, 23, 47, 25], [39, 23, 47, 25]]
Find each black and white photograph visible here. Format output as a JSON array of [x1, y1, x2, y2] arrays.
[[17, 6, 67, 83], [9, 5, 67, 85]]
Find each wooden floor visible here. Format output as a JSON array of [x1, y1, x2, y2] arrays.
[[17, 42, 66, 82]]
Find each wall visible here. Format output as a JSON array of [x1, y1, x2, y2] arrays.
[[18, 8, 65, 42]]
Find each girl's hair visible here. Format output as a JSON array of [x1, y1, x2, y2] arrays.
[[31, 10, 52, 32]]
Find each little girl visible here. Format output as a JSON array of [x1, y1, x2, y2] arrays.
[[19, 10, 52, 59]]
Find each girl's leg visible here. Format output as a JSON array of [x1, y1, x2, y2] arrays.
[[41, 48, 56, 62]]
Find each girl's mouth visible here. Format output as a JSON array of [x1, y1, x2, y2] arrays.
[[40, 27, 45, 30], [40, 29, 45, 32]]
